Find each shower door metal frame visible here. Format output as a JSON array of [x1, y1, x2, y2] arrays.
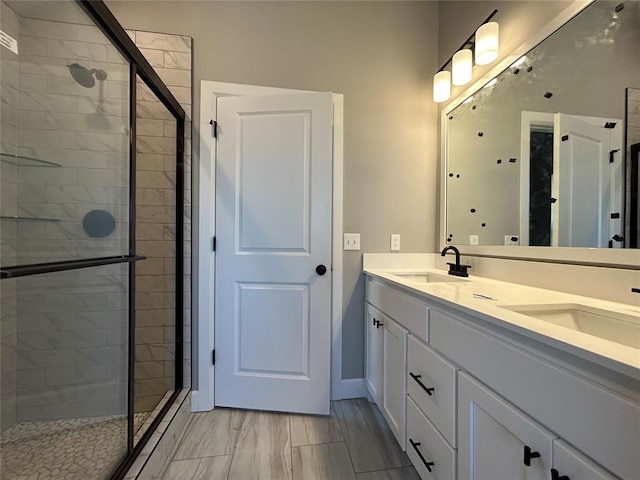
[[0, 1, 186, 479]]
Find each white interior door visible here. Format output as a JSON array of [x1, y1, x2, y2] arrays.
[[214, 92, 333, 414], [553, 114, 610, 247]]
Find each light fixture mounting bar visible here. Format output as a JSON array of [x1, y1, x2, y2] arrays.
[[437, 9, 498, 73]]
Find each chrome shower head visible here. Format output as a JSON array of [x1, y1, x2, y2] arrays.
[[68, 63, 108, 88]]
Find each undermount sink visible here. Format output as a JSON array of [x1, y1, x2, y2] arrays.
[[500, 303, 640, 350], [393, 272, 468, 283]]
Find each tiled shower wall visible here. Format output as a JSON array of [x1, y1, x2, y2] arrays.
[[131, 30, 192, 409], [0, 0, 20, 431], [133, 79, 177, 413], [14, 22, 129, 266]]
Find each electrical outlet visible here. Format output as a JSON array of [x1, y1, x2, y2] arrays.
[[469, 235, 479, 245], [344, 233, 360, 250], [504, 235, 519, 246], [390, 234, 400, 251]]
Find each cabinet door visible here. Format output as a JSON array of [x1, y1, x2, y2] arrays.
[[365, 303, 383, 404], [458, 372, 555, 480], [552, 440, 616, 480], [382, 316, 408, 450]]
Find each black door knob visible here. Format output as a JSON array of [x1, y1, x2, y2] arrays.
[[316, 265, 327, 275]]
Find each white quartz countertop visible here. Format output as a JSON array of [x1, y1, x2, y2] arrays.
[[363, 266, 640, 378]]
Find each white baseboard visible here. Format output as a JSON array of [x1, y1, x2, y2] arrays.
[[190, 390, 214, 412], [340, 378, 367, 399]]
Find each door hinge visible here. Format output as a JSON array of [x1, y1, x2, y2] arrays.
[[212, 236, 216, 252], [212, 349, 216, 365], [610, 149, 620, 163], [210, 119, 218, 139]]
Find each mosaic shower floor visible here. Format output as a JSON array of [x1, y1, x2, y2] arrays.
[[0, 413, 149, 480]]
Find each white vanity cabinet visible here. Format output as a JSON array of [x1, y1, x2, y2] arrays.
[[429, 308, 639, 480], [363, 275, 639, 480], [458, 372, 554, 480]]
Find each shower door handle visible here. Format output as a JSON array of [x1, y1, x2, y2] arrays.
[[0, 255, 146, 279]]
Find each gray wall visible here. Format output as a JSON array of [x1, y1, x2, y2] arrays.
[[106, 0, 440, 380]]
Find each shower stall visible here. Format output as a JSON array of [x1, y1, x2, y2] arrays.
[[0, 1, 185, 479]]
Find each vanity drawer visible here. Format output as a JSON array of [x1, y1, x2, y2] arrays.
[[429, 308, 640, 480], [366, 279, 429, 341], [407, 335, 457, 447], [407, 395, 456, 480]]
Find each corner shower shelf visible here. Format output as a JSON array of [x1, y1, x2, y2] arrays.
[[0, 152, 61, 168], [0, 216, 61, 222]]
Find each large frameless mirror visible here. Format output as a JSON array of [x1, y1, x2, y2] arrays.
[[444, 0, 640, 249]]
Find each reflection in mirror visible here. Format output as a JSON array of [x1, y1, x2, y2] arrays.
[[627, 88, 640, 247], [445, 0, 639, 248]]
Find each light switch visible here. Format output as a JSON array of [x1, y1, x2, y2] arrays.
[[344, 233, 360, 250], [469, 235, 479, 245], [390, 234, 400, 251]]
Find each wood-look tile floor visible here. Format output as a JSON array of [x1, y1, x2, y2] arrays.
[[162, 398, 419, 480]]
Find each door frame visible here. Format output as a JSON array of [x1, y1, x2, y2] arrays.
[[193, 81, 344, 411]]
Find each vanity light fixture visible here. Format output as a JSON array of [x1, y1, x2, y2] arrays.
[[452, 49, 473, 86], [475, 22, 499, 65], [433, 9, 498, 103], [433, 70, 452, 103]]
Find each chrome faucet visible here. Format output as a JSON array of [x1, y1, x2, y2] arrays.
[[441, 245, 471, 277]]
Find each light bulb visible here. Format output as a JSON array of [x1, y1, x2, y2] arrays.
[[452, 49, 473, 86], [433, 70, 451, 103], [475, 22, 499, 65]]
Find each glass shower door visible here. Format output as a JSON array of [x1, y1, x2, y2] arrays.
[[1, 1, 185, 478], [132, 75, 177, 443], [0, 265, 130, 479], [1, 1, 132, 478]]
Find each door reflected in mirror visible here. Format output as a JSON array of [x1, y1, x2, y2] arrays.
[[627, 88, 640, 247]]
